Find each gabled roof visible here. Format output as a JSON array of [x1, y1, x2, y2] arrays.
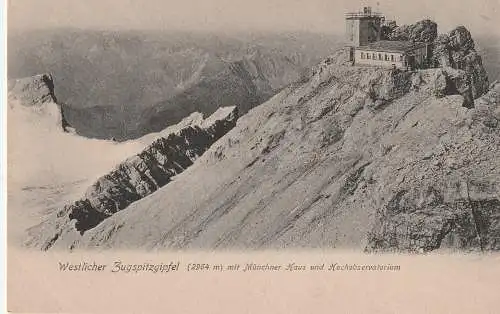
[[356, 40, 428, 53]]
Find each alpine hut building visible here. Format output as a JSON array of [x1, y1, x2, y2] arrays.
[[345, 6, 432, 70]]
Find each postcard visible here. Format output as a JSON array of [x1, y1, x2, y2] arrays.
[[5, 0, 500, 312]]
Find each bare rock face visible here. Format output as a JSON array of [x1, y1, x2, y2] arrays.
[[367, 83, 500, 252], [432, 26, 490, 105], [385, 19, 438, 43]]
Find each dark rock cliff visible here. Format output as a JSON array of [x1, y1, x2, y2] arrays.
[[135, 53, 305, 138]]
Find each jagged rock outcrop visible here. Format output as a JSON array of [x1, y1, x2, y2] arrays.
[[366, 183, 500, 253], [25, 106, 238, 249], [385, 19, 437, 43], [432, 26, 490, 105], [7, 73, 71, 132], [75, 107, 237, 232], [8, 73, 57, 107], [381, 22, 488, 107]]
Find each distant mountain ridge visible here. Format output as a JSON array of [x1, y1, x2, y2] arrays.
[[8, 29, 342, 140], [135, 51, 306, 137], [475, 34, 500, 82]]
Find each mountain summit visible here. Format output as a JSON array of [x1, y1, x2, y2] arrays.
[[20, 23, 500, 252], [4, 16, 497, 254]]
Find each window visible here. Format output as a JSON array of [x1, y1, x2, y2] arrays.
[[372, 53, 376, 59], [361, 52, 365, 59], [378, 53, 382, 60], [385, 54, 389, 61], [399, 55, 403, 62], [367, 53, 371, 59], [390, 55, 395, 62]]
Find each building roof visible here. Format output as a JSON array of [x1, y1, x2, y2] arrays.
[[356, 40, 427, 53], [345, 6, 384, 19], [345, 12, 384, 19]]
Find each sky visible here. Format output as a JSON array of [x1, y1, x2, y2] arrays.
[[6, 0, 500, 36]]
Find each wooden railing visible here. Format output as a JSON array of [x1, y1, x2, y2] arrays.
[[345, 12, 384, 18]]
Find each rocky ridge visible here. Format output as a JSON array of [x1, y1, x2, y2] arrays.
[[25, 40, 499, 252], [25, 106, 238, 250], [16, 23, 499, 253]]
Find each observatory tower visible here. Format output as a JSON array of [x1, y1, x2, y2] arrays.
[[345, 6, 385, 47]]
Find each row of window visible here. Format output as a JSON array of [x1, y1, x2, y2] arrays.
[[359, 52, 403, 62]]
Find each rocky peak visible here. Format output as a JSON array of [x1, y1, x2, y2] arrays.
[[432, 26, 490, 106], [380, 20, 489, 107], [448, 26, 475, 51], [8, 73, 72, 132], [8, 73, 58, 106], [15, 26, 499, 253]]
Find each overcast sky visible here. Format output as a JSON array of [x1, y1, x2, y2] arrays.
[[7, 0, 500, 36]]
